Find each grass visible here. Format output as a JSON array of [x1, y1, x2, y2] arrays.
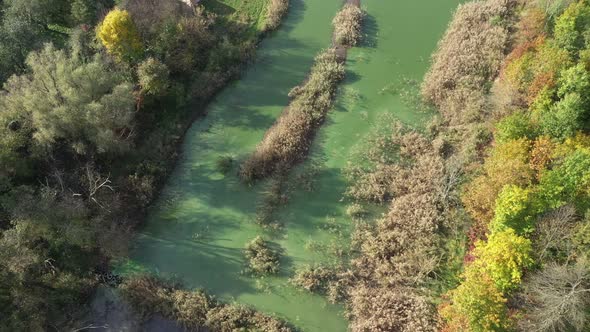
[[202, 0, 270, 32]]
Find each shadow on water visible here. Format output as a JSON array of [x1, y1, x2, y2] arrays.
[[360, 13, 379, 49]]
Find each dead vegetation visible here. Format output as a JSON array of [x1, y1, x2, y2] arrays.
[[333, 4, 365, 47], [121, 275, 293, 332], [239, 48, 345, 181], [263, 0, 290, 32], [422, 0, 517, 125]]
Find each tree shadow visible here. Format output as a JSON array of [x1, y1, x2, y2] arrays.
[[360, 13, 379, 49]]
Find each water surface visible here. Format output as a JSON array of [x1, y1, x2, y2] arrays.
[[121, 1, 460, 331]]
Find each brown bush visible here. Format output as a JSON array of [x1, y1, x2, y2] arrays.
[[240, 49, 345, 181], [243, 236, 281, 275], [262, 0, 289, 32], [333, 4, 364, 47], [344, 119, 440, 203], [206, 304, 291, 332], [422, 0, 517, 125], [348, 285, 437, 332], [121, 275, 292, 331]]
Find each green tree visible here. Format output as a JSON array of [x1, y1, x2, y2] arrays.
[[539, 147, 590, 209], [70, 0, 97, 25], [0, 0, 71, 82], [554, 1, 590, 53], [494, 112, 538, 144], [540, 92, 586, 139], [0, 43, 135, 156], [490, 185, 539, 234], [138, 57, 170, 96]]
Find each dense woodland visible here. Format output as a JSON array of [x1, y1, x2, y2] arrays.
[[3, 0, 590, 331], [0, 0, 288, 329]]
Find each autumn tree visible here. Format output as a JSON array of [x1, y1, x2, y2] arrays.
[[97, 8, 143, 62], [441, 267, 510, 332]]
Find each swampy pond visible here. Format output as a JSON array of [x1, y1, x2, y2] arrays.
[[118, 0, 461, 330]]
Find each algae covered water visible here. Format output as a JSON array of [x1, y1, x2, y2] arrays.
[[120, 0, 460, 330]]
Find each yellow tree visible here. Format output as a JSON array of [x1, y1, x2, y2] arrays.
[[97, 8, 142, 62]]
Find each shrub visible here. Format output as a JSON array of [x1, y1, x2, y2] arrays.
[[346, 203, 367, 219], [171, 289, 213, 328], [215, 155, 234, 175], [349, 285, 436, 332], [97, 8, 143, 62], [332, 4, 364, 47], [422, 0, 515, 124], [291, 265, 336, 293], [138, 57, 170, 96], [121, 276, 293, 331], [120, 275, 176, 318], [206, 304, 292, 332], [255, 177, 287, 227], [263, 0, 289, 32], [244, 236, 281, 275]]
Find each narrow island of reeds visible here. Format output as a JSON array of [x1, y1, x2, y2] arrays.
[[240, 3, 364, 182]]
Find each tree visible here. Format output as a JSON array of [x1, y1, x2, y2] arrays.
[[70, 0, 97, 25], [538, 147, 590, 210], [138, 58, 170, 96], [441, 267, 510, 332], [554, 1, 590, 53], [490, 185, 539, 234], [96, 8, 143, 62], [494, 111, 538, 144], [521, 261, 590, 332], [540, 92, 586, 140], [475, 228, 534, 292], [0, 43, 135, 156], [0, 0, 72, 82], [462, 138, 534, 227]]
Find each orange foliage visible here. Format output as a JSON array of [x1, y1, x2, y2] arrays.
[[526, 70, 556, 105], [530, 136, 555, 178]]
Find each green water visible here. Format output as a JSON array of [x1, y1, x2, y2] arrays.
[[121, 0, 460, 331]]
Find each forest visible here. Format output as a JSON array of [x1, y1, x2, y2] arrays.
[[2, 0, 590, 331]]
